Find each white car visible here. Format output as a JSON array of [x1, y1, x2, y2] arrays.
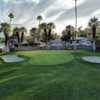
[[79, 40, 92, 46], [48, 40, 64, 48], [78, 37, 92, 47]]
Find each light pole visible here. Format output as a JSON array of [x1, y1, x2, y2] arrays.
[[74, 0, 77, 39], [73, 0, 78, 50]]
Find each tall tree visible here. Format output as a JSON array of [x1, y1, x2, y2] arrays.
[[30, 27, 38, 43], [20, 27, 27, 43], [66, 25, 74, 41], [8, 13, 14, 25], [39, 23, 48, 42], [61, 25, 74, 44], [13, 27, 20, 47], [66, 25, 72, 41], [37, 15, 43, 27], [88, 17, 100, 39], [13, 27, 19, 36], [88, 17, 99, 28], [47, 22, 55, 41], [0, 23, 11, 52]]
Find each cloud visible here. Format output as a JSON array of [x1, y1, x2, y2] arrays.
[[3, 0, 40, 4], [0, 0, 100, 34]]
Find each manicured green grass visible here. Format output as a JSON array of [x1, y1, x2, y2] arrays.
[[0, 50, 100, 100]]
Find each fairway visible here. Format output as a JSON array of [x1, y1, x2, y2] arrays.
[[0, 50, 100, 100]]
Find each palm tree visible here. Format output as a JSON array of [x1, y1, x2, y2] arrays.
[[47, 22, 55, 41], [8, 13, 14, 25], [20, 27, 27, 43], [30, 27, 38, 43], [13, 27, 20, 48], [61, 29, 68, 48], [30, 27, 37, 36], [66, 25, 72, 42], [37, 15, 43, 26], [66, 25, 72, 31], [89, 17, 99, 27], [66, 25, 75, 40], [0, 23, 11, 52], [13, 27, 19, 36], [88, 17, 100, 39], [39, 23, 48, 42], [88, 17, 100, 51], [84, 27, 91, 37], [61, 25, 74, 47]]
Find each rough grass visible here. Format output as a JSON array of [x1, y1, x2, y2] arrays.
[[0, 50, 100, 100]]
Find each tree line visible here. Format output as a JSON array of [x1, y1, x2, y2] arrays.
[[0, 13, 100, 52]]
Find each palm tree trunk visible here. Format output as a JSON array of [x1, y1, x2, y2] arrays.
[[4, 33, 10, 52], [44, 29, 48, 45], [21, 32, 24, 43], [39, 20, 41, 27], [16, 32, 20, 48], [10, 18, 12, 25], [48, 29, 51, 41]]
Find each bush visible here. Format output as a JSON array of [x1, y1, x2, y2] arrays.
[[80, 32, 87, 37], [26, 36, 34, 45]]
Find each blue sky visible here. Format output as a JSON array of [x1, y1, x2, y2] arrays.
[[0, 0, 100, 33]]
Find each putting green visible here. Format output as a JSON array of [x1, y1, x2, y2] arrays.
[[16, 51, 74, 65], [0, 50, 100, 100]]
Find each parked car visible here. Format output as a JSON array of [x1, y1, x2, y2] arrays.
[[77, 37, 92, 47], [48, 40, 64, 49]]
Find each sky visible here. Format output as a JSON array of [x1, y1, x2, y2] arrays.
[[0, 0, 100, 34]]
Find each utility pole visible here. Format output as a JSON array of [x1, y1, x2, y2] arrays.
[[73, 0, 78, 50], [75, 0, 77, 39]]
